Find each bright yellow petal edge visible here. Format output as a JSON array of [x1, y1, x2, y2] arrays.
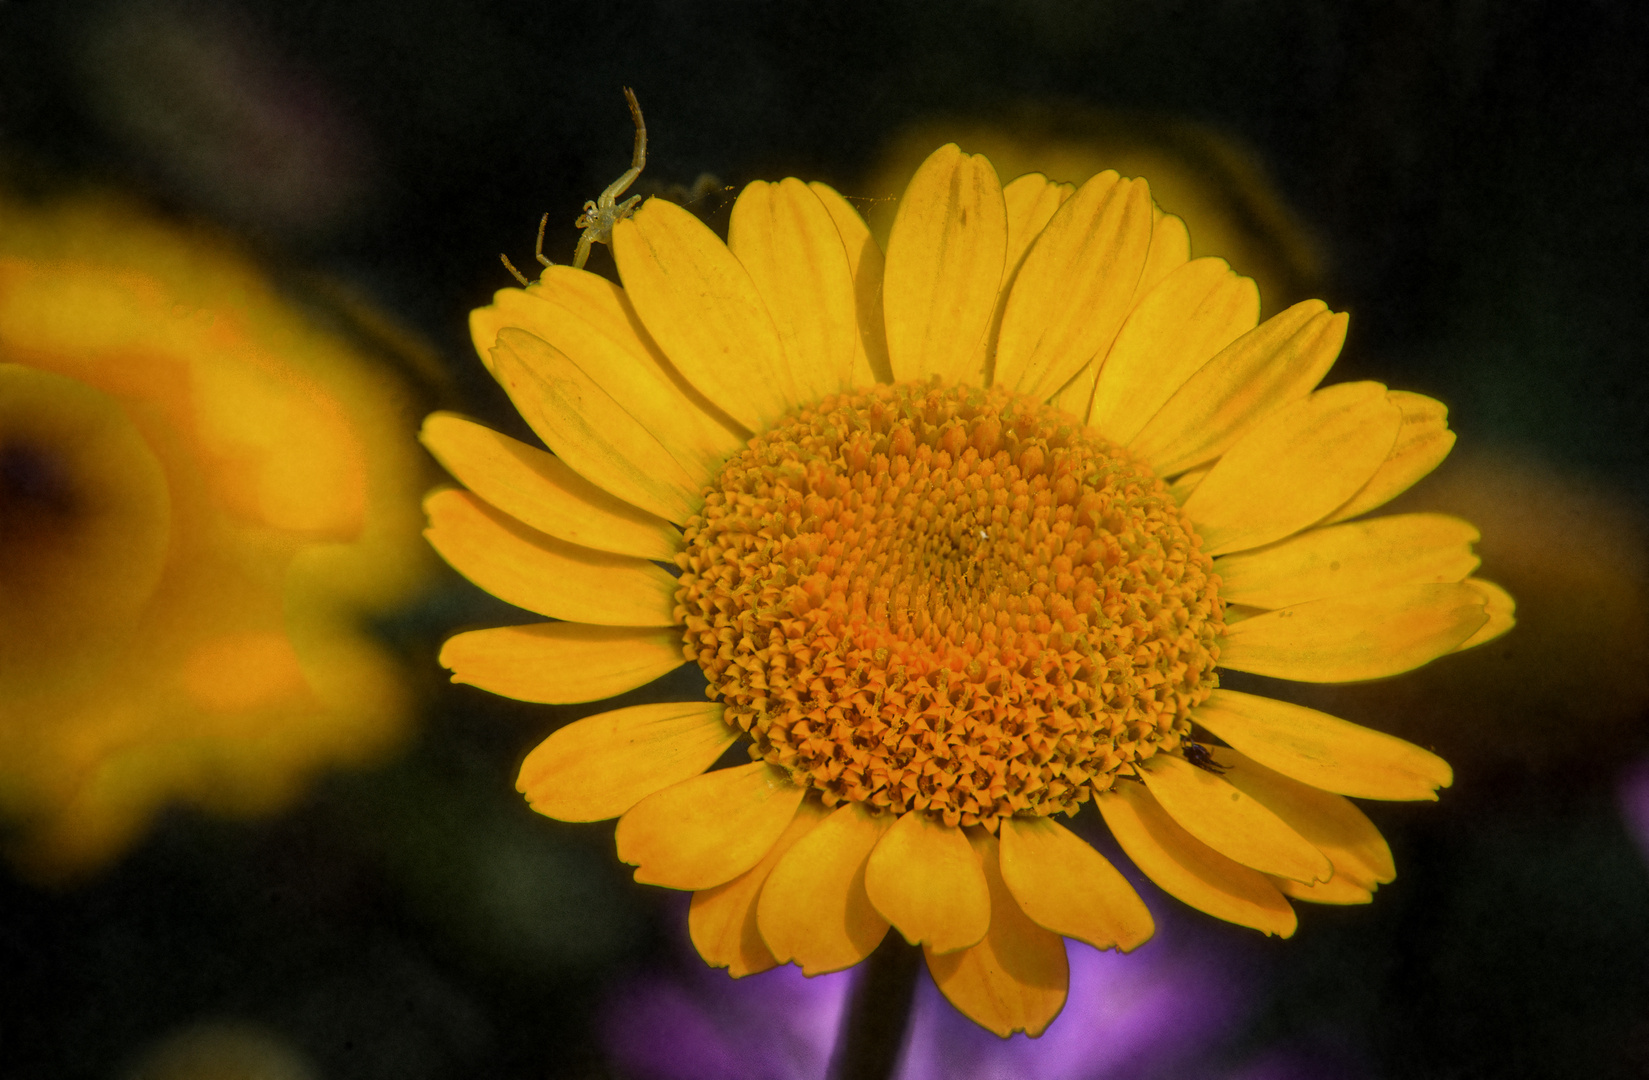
[[428, 143, 1512, 1039], [0, 190, 435, 879]]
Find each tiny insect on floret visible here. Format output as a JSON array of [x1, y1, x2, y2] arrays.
[[501, 86, 648, 284]]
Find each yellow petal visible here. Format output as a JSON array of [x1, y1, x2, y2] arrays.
[[615, 763, 805, 890], [1217, 747, 1395, 894], [1097, 781, 1297, 937], [1137, 209, 1191, 297], [1088, 258, 1260, 443], [997, 816, 1154, 952], [1168, 464, 1212, 504], [612, 198, 797, 430], [1218, 581, 1489, 682], [1128, 300, 1347, 477], [1320, 391, 1455, 525], [925, 829, 1068, 1038], [689, 799, 831, 977], [1002, 174, 1074, 269], [1138, 754, 1331, 884], [757, 802, 893, 975], [524, 270, 748, 473], [1192, 688, 1452, 800], [995, 171, 1153, 402], [1214, 513, 1481, 609], [1271, 875, 1374, 905], [882, 144, 1007, 385], [475, 277, 746, 485], [1047, 207, 1193, 419], [1047, 359, 1100, 420], [728, 178, 859, 402], [423, 488, 677, 626], [490, 328, 701, 523], [439, 623, 683, 704], [468, 300, 512, 373], [1184, 382, 1403, 557], [979, 173, 1073, 386], [808, 181, 891, 386], [419, 412, 681, 560], [864, 810, 990, 953], [1453, 578, 1516, 651], [517, 702, 737, 821]]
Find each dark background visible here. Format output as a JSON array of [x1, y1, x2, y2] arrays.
[[2, 1, 1648, 1077]]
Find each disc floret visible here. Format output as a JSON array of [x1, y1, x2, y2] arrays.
[[676, 381, 1225, 831]]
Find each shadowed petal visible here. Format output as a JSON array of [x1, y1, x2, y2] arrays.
[[517, 702, 736, 822], [925, 829, 1069, 1038], [1453, 578, 1516, 651], [729, 178, 859, 402], [613, 198, 798, 430], [995, 171, 1153, 402], [489, 328, 701, 523], [1183, 382, 1403, 556], [1320, 391, 1455, 525], [1088, 258, 1259, 443], [689, 799, 831, 977], [977, 172, 1072, 386], [998, 816, 1154, 951], [1192, 689, 1452, 800], [1047, 204, 1194, 419], [864, 810, 990, 954], [808, 181, 892, 386], [424, 488, 677, 626], [758, 802, 893, 975], [1218, 581, 1489, 682], [883, 144, 1007, 385], [439, 623, 683, 704], [476, 273, 746, 482], [616, 763, 806, 890], [1214, 513, 1480, 610], [420, 412, 681, 560], [1216, 747, 1395, 902], [1138, 754, 1332, 884], [1098, 780, 1297, 937], [1129, 300, 1346, 477], [1137, 207, 1192, 296]]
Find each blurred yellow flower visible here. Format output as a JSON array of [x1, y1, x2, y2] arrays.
[[432, 145, 1511, 1037], [0, 190, 431, 878]]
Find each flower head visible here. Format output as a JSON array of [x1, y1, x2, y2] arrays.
[[0, 190, 431, 878], [429, 144, 1513, 1036]]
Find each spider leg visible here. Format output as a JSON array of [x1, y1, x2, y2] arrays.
[[596, 165, 643, 209], [591, 89, 647, 208], [571, 232, 594, 272], [534, 212, 552, 269], [623, 86, 646, 174], [500, 252, 531, 287], [507, 89, 647, 280]]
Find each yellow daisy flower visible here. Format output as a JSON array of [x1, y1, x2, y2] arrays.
[[426, 144, 1514, 1037]]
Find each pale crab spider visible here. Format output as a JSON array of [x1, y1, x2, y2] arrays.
[[502, 87, 647, 284]]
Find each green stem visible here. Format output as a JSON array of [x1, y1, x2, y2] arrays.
[[827, 934, 923, 1080]]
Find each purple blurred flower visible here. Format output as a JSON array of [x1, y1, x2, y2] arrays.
[[1618, 755, 1649, 867], [603, 897, 1268, 1080]]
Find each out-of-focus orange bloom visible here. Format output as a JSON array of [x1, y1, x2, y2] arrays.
[[0, 190, 431, 878]]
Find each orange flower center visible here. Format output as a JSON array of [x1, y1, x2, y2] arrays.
[[676, 381, 1225, 830]]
